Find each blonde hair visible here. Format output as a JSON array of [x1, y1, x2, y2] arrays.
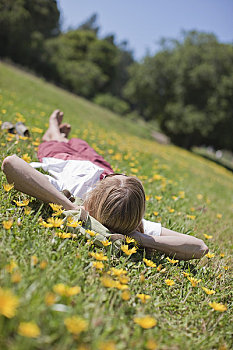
[[84, 176, 145, 234]]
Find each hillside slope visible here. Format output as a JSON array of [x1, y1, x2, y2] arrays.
[[0, 62, 232, 350]]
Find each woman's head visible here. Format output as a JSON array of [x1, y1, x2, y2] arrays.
[[84, 175, 145, 234]]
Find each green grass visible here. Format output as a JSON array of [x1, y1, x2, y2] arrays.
[[0, 62, 232, 350]]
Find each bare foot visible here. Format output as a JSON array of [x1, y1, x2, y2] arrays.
[[59, 123, 71, 138], [42, 110, 65, 141]]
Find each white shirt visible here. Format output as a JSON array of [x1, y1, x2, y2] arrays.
[[30, 157, 161, 237]]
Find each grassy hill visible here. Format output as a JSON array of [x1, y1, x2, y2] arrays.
[[0, 62, 232, 350]]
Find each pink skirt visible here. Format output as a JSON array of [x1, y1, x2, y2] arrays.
[[38, 138, 113, 178]]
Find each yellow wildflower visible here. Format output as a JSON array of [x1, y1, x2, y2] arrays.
[[183, 272, 190, 277], [153, 211, 159, 216], [0, 288, 19, 318], [223, 266, 229, 270], [143, 258, 156, 267], [101, 276, 117, 288], [121, 290, 131, 301], [93, 261, 105, 269], [209, 302, 227, 312], [49, 203, 63, 211], [178, 191, 185, 198], [125, 236, 136, 244], [64, 316, 88, 335], [121, 245, 137, 255], [118, 275, 129, 284], [39, 261, 47, 269], [31, 127, 43, 133], [157, 264, 162, 272], [40, 221, 53, 228], [202, 287, 215, 295], [165, 279, 175, 286], [187, 277, 201, 287], [66, 286, 81, 296], [109, 267, 127, 276], [5, 260, 17, 273], [31, 255, 38, 266], [3, 183, 14, 192], [155, 196, 162, 201], [136, 294, 151, 303], [146, 339, 158, 350], [186, 215, 196, 220], [219, 253, 225, 258], [114, 281, 129, 290], [18, 322, 40, 338], [66, 218, 79, 227], [146, 195, 151, 201], [134, 316, 157, 329], [11, 271, 21, 283], [86, 229, 96, 237], [45, 292, 56, 306], [90, 252, 108, 261], [140, 274, 145, 282], [169, 208, 175, 213], [216, 213, 222, 219], [53, 283, 67, 296], [206, 252, 215, 258], [47, 217, 63, 227], [24, 206, 32, 215], [197, 194, 203, 200], [203, 234, 213, 240], [21, 154, 31, 163], [55, 232, 72, 239], [13, 199, 29, 207], [166, 257, 179, 264], [101, 240, 112, 247]]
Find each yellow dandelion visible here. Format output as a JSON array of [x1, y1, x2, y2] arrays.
[[64, 316, 88, 335], [216, 213, 222, 219], [3, 220, 13, 229], [121, 245, 137, 255], [49, 203, 63, 211], [136, 294, 151, 303], [11, 271, 21, 283], [90, 252, 108, 261], [146, 195, 151, 201], [0, 288, 19, 318], [18, 322, 40, 338], [178, 191, 185, 198], [166, 257, 179, 264], [101, 240, 112, 247], [3, 183, 14, 192], [31, 255, 38, 266], [66, 286, 81, 296], [40, 221, 53, 228], [169, 208, 175, 213], [101, 276, 117, 288], [187, 277, 201, 287], [39, 261, 47, 269], [223, 266, 229, 271], [155, 196, 162, 201], [219, 253, 225, 258], [86, 229, 96, 237], [203, 234, 213, 240], [134, 316, 157, 329], [31, 127, 43, 133], [118, 275, 129, 284], [202, 287, 215, 295], [115, 281, 129, 290], [13, 199, 29, 207], [121, 290, 131, 301], [47, 217, 63, 227], [45, 292, 56, 306], [183, 272, 190, 277], [165, 279, 175, 286], [140, 274, 145, 282], [24, 206, 32, 215], [209, 302, 227, 312], [205, 252, 215, 258], [153, 211, 159, 216], [93, 261, 105, 269], [53, 283, 67, 296], [197, 194, 203, 200], [143, 258, 156, 267], [109, 267, 127, 276], [157, 264, 162, 272], [66, 218, 79, 227], [21, 154, 31, 163], [5, 260, 17, 273], [55, 232, 72, 239], [125, 236, 136, 244], [146, 339, 158, 350], [186, 215, 196, 220]]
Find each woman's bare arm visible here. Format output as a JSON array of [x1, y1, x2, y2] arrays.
[[2, 155, 76, 210], [129, 227, 209, 260]]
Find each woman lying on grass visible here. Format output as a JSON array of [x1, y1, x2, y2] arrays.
[[2, 110, 209, 260]]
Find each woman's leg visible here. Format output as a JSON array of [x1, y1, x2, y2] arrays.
[[42, 110, 71, 143]]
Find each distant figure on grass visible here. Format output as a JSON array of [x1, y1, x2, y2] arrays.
[[2, 110, 209, 260]]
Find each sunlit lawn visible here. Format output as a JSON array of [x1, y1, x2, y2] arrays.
[[0, 62, 232, 350]]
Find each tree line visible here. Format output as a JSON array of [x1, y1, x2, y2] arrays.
[[1, 0, 233, 151]]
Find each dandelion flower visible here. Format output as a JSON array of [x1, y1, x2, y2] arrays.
[[24, 206, 32, 215], [3, 183, 14, 192], [101, 240, 112, 247], [121, 290, 131, 301], [186, 215, 196, 220], [66, 218, 79, 227], [143, 258, 156, 267], [203, 234, 213, 240], [153, 211, 159, 216], [165, 279, 175, 286], [166, 257, 179, 264], [53, 283, 67, 296], [45, 292, 56, 306], [109, 267, 127, 276], [3, 220, 13, 229], [146, 339, 158, 350], [40, 221, 53, 228], [136, 294, 151, 303], [99, 341, 116, 350], [100, 276, 117, 288], [93, 261, 105, 270], [64, 316, 88, 335], [157, 264, 162, 272], [86, 229, 96, 237], [223, 266, 229, 271], [118, 275, 129, 284], [121, 245, 137, 255], [49, 203, 63, 211], [202, 287, 215, 295], [216, 213, 222, 219], [209, 302, 227, 312], [21, 154, 31, 163], [205, 252, 215, 258], [39, 261, 47, 269], [31, 255, 38, 266], [187, 277, 201, 287], [0, 288, 19, 318], [66, 286, 81, 296], [219, 253, 225, 258], [140, 274, 145, 282], [155, 196, 162, 201], [11, 271, 21, 283], [90, 252, 108, 261], [134, 316, 157, 329], [13, 199, 29, 207], [18, 322, 40, 338], [47, 217, 63, 228]]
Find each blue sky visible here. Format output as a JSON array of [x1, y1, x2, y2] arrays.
[[58, 0, 233, 60]]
